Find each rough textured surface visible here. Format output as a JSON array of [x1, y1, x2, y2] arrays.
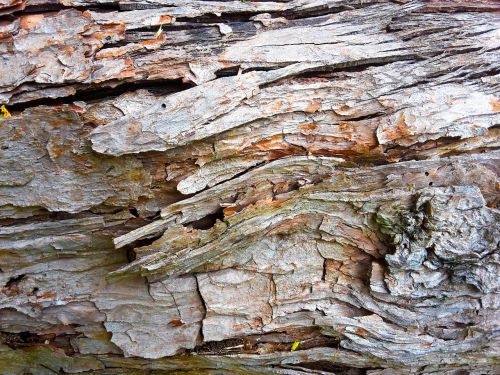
[[0, 0, 499, 373]]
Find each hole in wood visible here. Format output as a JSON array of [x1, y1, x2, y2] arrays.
[[4, 274, 25, 288]]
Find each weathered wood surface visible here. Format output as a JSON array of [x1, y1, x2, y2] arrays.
[[0, 0, 499, 373]]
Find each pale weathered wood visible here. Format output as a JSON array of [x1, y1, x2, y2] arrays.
[[0, 0, 499, 374]]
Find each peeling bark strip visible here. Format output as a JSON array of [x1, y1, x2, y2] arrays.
[[0, 0, 499, 373]]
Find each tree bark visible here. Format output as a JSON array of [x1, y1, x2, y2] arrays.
[[0, 0, 499, 374]]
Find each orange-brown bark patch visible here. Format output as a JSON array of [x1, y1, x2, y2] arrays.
[[243, 135, 284, 152], [223, 205, 239, 217], [384, 113, 410, 142], [298, 122, 317, 134], [140, 37, 164, 46], [267, 214, 311, 235], [88, 23, 125, 42], [20, 14, 44, 30], [126, 120, 143, 136], [305, 99, 321, 113], [37, 291, 57, 299], [272, 99, 283, 111], [160, 15, 174, 24], [490, 97, 500, 112], [169, 319, 184, 327], [355, 328, 369, 337], [335, 104, 352, 116]]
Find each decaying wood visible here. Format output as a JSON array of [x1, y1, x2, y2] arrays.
[[0, 0, 499, 373]]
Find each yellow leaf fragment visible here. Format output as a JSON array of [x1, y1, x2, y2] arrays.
[[290, 341, 300, 351], [0, 105, 11, 118], [155, 24, 163, 38]]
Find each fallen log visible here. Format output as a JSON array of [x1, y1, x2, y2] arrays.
[[0, 0, 499, 373]]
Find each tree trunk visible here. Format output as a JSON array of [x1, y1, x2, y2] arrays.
[[0, 0, 499, 373]]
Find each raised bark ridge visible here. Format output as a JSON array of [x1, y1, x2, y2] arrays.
[[0, 0, 499, 374]]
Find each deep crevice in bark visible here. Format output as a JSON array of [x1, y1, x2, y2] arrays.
[[8, 79, 195, 113]]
